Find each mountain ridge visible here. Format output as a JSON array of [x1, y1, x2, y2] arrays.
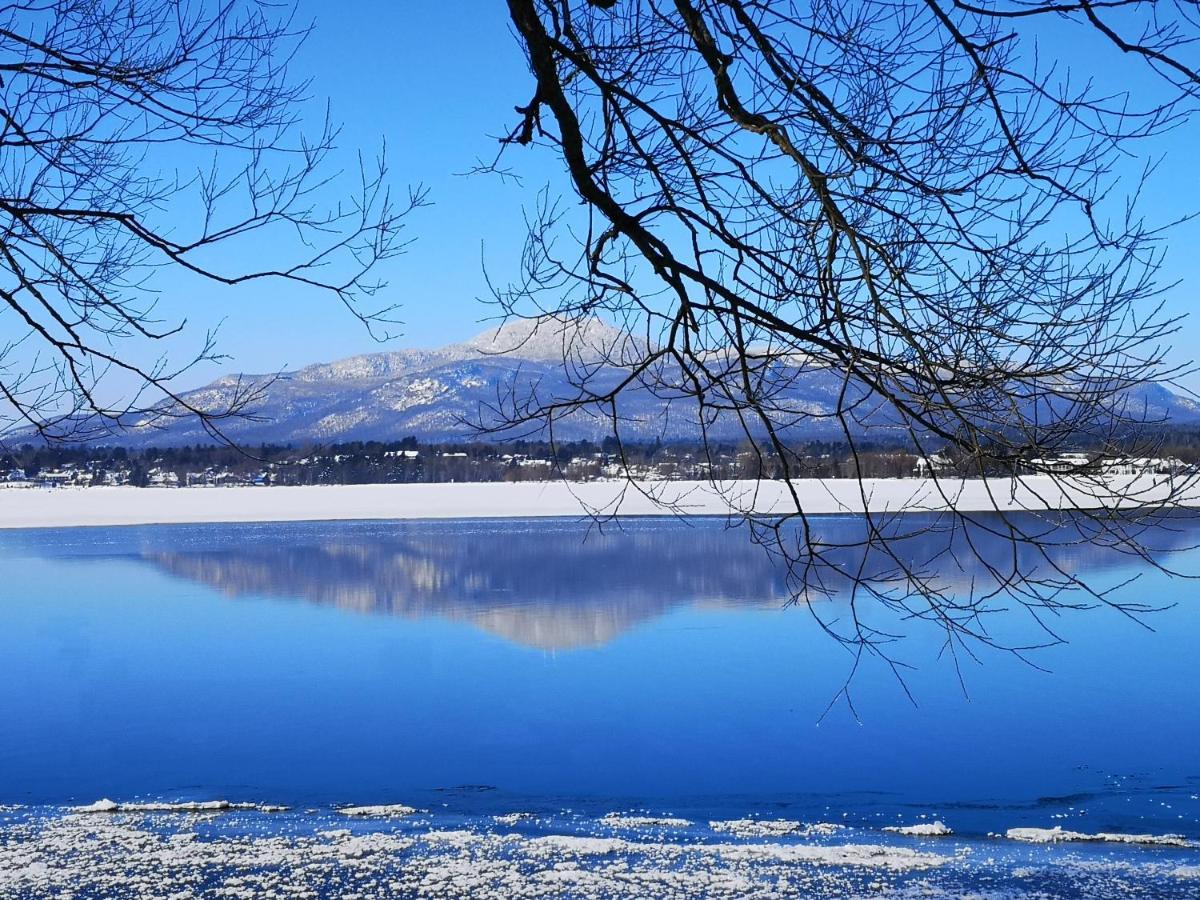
[[36, 316, 1200, 448]]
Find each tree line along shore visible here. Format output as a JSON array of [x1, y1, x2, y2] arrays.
[[4, 430, 1200, 490]]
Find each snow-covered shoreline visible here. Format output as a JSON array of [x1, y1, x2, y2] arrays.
[[2, 803, 1197, 897], [0, 475, 1192, 530]]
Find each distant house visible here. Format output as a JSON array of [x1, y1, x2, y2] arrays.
[[1022, 452, 1091, 475], [147, 468, 179, 487], [913, 453, 953, 477], [1022, 453, 1186, 477], [1097, 456, 1187, 476], [1, 468, 35, 489]]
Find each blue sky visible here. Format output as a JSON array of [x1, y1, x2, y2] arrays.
[[160, 1, 1200, 388], [158, 1, 557, 381]]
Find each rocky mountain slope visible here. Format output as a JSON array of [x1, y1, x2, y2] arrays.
[[93, 317, 1200, 447]]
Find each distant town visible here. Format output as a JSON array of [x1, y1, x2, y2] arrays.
[[1, 434, 1197, 489]]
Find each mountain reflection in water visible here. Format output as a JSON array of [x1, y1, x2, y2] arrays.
[[142, 520, 787, 649], [59, 512, 1191, 651], [5, 511, 1200, 818], [9, 514, 1195, 651]]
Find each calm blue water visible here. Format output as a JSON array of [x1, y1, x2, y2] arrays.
[[1, 514, 1198, 896]]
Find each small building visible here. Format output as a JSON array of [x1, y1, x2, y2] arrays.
[[147, 468, 180, 487], [1097, 456, 1187, 476], [913, 453, 953, 477], [1023, 452, 1091, 475]]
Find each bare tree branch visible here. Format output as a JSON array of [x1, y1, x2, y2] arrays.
[[0, 0, 426, 446], [490, 0, 1200, 673]]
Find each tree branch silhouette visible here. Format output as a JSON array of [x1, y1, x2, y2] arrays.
[[491, 0, 1200, 669], [0, 0, 425, 446]]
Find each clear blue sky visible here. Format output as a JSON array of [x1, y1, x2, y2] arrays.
[[159, 0, 559, 382], [159, 0, 1200, 389]]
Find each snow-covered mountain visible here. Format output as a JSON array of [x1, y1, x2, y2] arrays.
[[90, 317, 1200, 447], [144, 318, 671, 446]]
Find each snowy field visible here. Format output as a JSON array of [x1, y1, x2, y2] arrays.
[[0, 475, 1193, 529]]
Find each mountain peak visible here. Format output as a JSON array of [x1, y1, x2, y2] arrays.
[[455, 315, 631, 363], [44, 312, 1200, 449]]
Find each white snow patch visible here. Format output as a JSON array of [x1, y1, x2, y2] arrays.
[[3, 475, 1192, 531], [0, 811, 973, 899], [600, 813, 692, 829], [381, 377, 447, 412], [525, 834, 942, 870], [494, 812, 534, 826], [709, 818, 844, 838], [336, 804, 419, 818], [71, 799, 120, 813], [1005, 826, 1194, 847], [885, 821, 954, 837], [706, 840, 947, 871], [70, 799, 285, 814]]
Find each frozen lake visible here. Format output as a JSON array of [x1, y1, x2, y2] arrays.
[[1, 515, 1197, 896]]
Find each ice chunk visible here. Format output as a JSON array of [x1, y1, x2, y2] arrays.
[[884, 821, 953, 837], [70, 799, 285, 814], [600, 814, 691, 829], [709, 819, 844, 838], [336, 804, 418, 818], [1006, 826, 1193, 847]]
